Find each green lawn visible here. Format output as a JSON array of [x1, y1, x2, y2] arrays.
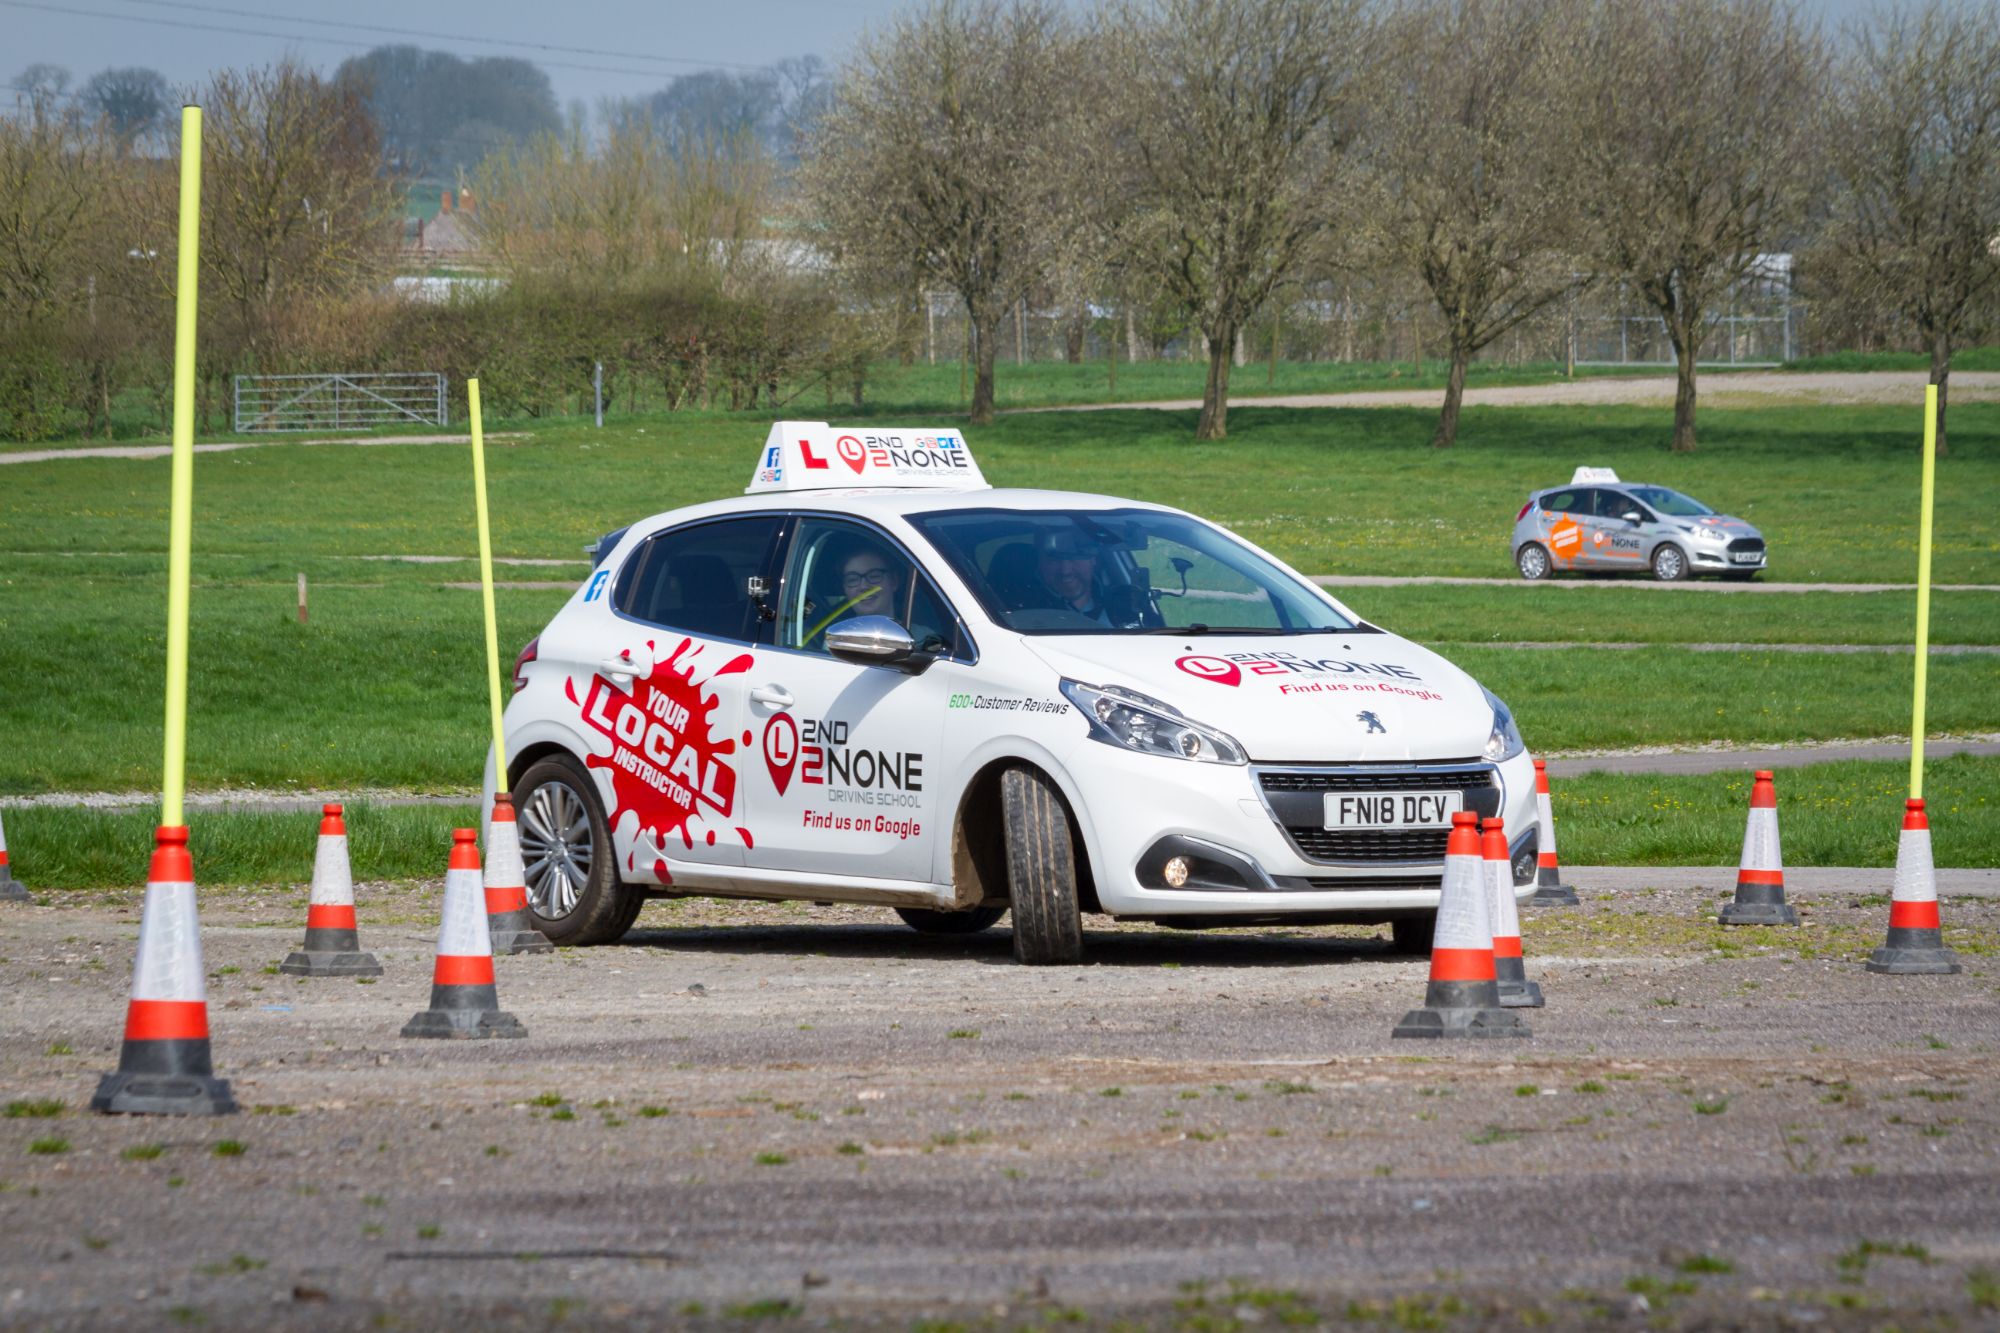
[[2, 800, 479, 894], [1, 402, 1995, 797], [10, 756, 1994, 890], [1342, 584, 2000, 646], [1550, 754, 2000, 869], [3, 402, 1994, 583]]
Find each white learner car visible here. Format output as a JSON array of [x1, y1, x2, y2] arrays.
[[487, 422, 1540, 962]]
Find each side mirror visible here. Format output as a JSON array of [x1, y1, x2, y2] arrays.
[[1622, 511, 1644, 525], [826, 616, 931, 673]]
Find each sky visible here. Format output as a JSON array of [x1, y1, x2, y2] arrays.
[[8, 0, 1888, 110]]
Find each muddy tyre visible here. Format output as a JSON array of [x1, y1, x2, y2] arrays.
[[1000, 766, 1084, 965], [896, 905, 1007, 935], [515, 753, 642, 946]]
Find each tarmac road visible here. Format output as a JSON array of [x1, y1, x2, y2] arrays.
[[1, 881, 1995, 1329]]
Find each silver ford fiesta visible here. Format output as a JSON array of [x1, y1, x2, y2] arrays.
[[1511, 468, 1767, 582]]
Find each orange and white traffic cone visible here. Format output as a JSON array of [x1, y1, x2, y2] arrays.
[[91, 826, 236, 1115], [280, 804, 382, 978], [1484, 817, 1544, 1008], [0, 808, 29, 902], [1718, 770, 1798, 926], [1865, 798, 1961, 976], [485, 794, 553, 956], [1393, 812, 1530, 1040], [1527, 760, 1578, 907], [402, 828, 526, 1039]]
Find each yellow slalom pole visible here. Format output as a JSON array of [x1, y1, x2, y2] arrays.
[[161, 105, 203, 829], [468, 379, 509, 785], [1910, 385, 1938, 800]]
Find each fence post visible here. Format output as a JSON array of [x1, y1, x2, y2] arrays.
[[594, 362, 604, 428]]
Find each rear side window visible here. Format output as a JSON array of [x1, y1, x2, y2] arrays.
[[1542, 490, 1583, 515], [614, 517, 784, 643]]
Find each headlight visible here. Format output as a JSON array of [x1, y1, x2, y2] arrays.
[[1482, 686, 1524, 762], [1060, 680, 1247, 766]]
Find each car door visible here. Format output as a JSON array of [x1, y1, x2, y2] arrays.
[[1587, 490, 1651, 568], [740, 516, 959, 885], [1537, 488, 1591, 570], [577, 514, 784, 882]]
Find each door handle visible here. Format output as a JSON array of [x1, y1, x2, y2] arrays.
[[749, 684, 794, 708], [596, 654, 641, 683]]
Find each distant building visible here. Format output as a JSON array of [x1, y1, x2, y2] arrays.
[[405, 188, 483, 266]]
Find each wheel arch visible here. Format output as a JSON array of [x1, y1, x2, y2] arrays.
[[946, 753, 1101, 915]]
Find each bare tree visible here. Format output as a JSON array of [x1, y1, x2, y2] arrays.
[[1110, 0, 1373, 440], [1380, 0, 1589, 448], [196, 63, 400, 353], [1813, 2, 2000, 457], [79, 66, 170, 146], [801, 0, 1086, 425], [1576, 0, 1824, 452]]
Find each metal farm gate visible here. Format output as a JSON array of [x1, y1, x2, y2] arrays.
[[232, 373, 448, 433]]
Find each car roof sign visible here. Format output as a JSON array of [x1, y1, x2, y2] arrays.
[[1570, 466, 1620, 484], [745, 421, 989, 495]]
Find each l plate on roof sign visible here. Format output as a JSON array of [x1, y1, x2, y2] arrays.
[[745, 420, 989, 494], [1570, 466, 1620, 484]]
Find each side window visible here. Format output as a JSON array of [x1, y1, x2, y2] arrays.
[[613, 516, 783, 642], [777, 518, 959, 658], [1543, 490, 1581, 515]]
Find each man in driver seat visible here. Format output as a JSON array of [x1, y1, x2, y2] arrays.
[[1036, 530, 1111, 625]]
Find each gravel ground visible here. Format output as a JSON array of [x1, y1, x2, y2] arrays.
[[2, 879, 1996, 1330]]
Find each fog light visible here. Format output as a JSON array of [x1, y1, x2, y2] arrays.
[[1162, 856, 1191, 888]]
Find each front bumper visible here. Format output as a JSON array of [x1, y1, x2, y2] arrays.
[[1069, 746, 1539, 918], [1687, 537, 1766, 573]]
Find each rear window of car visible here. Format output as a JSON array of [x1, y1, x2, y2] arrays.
[[614, 516, 784, 642]]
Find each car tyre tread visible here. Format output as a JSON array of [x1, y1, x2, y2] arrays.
[[1001, 766, 1083, 965]]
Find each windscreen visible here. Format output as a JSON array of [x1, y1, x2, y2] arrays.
[[1625, 486, 1714, 517], [907, 507, 1365, 635]]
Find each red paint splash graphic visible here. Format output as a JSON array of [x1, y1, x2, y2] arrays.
[[572, 639, 754, 866]]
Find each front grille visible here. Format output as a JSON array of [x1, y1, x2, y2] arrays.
[[1726, 538, 1765, 555], [1255, 762, 1501, 865], [1258, 763, 1483, 794], [1297, 875, 1442, 892], [1290, 828, 1450, 861]]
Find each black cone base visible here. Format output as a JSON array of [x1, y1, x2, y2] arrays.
[[1865, 945, 1961, 976], [490, 928, 554, 956], [0, 873, 30, 902], [401, 1007, 527, 1039], [280, 949, 384, 977], [1528, 885, 1578, 907], [91, 1071, 237, 1116], [1718, 900, 1799, 926], [1497, 979, 1545, 1008], [1392, 1006, 1531, 1039]]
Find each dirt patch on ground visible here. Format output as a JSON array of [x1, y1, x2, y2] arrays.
[[1, 883, 1995, 1328]]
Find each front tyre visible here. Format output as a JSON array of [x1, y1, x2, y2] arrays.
[[1000, 766, 1084, 964], [515, 753, 643, 945], [1651, 543, 1690, 582], [896, 905, 1007, 935], [1516, 543, 1552, 581], [1390, 913, 1436, 956]]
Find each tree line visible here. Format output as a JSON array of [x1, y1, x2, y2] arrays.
[[3, 0, 1996, 452], [805, 0, 2000, 452]]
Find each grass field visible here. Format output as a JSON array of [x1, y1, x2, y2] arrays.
[[8, 755, 1994, 891], [1551, 754, 2000, 869], [4, 402, 1995, 583], [2, 400, 1995, 818]]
